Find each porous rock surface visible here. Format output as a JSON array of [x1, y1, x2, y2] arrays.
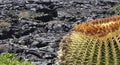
[[0, 0, 119, 65]]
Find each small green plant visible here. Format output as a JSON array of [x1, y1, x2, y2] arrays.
[[0, 20, 11, 32], [113, 4, 120, 15], [0, 53, 35, 65], [0, 22, 11, 28], [18, 11, 34, 19], [18, 11, 44, 19]]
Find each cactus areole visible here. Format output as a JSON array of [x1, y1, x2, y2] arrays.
[[56, 16, 120, 65]]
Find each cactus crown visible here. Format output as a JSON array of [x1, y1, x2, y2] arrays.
[[73, 16, 120, 37], [56, 16, 120, 65]]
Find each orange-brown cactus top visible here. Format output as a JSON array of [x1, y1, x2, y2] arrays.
[[73, 16, 120, 37]]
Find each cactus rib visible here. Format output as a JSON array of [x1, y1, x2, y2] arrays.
[[104, 40, 109, 65]]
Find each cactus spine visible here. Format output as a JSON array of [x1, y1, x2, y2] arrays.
[[56, 16, 120, 65]]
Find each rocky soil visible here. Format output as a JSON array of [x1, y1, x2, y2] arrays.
[[0, 0, 119, 65]]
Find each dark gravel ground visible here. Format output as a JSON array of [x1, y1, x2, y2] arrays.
[[0, 0, 119, 65]]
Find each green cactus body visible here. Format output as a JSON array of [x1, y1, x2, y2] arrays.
[[56, 16, 120, 65]]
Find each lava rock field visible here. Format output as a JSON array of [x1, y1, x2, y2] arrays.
[[0, 0, 119, 65]]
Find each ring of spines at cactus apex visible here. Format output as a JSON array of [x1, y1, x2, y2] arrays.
[[56, 16, 120, 65]]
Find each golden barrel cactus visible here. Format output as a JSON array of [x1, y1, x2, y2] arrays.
[[56, 16, 120, 65]]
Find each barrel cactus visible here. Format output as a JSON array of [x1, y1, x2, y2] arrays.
[[56, 16, 120, 65]]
